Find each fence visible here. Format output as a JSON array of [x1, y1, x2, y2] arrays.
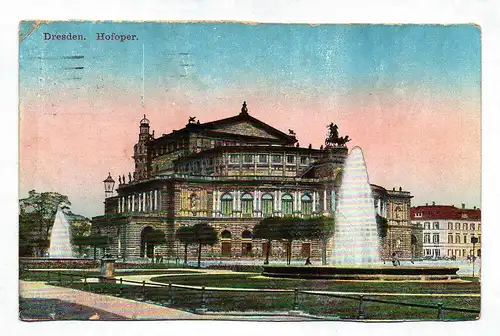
[[47, 271, 480, 321]]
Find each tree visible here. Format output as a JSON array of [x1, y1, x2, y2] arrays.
[[67, 212, 91, 257], [73, 231, 109, 260], [175, 226, 195, 264], [144, 229, 167, 263], [19, 190, 70, 256], [376, 214, 389, 239], [277, 218, 302, 265], [253, 217, 282, 264], [191, 223, 218, 268], [299, 216, 335, 265]]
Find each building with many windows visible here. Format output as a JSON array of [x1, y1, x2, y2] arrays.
[[92, 102, 418, 261], [411, 203, 481, 260]]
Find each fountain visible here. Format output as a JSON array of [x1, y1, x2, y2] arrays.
[[48, 205, 75, 258], [331, 146, 380, 264], [262, 146, 459, 281]]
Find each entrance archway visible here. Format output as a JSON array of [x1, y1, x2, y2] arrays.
[[221, 230, 232, 257], [140, 226, 154, 258]]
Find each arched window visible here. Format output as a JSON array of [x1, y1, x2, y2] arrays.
[[455, 223, 461, 230], [463, 223, 468, 230], [448, 235, 453, 244], [301, 194, 312, 216], [282, 194, 293, 216], [242, 230, 252, 239], [261, 193, 274, 217], [221, 193, 233, 215], [241, 193, 254, 216], [221, 230, 232, 239]]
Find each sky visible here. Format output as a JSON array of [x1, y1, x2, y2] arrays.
[[19, 22, 481, 218]]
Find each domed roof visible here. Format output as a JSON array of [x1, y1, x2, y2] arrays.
[[140, 114, 150, 125]]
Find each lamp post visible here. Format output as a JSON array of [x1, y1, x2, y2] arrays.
[[471, 236, 478, 277], [103, 172, 115, 199]]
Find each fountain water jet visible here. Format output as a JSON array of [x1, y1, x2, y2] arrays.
[[261, 146, 460, 280], [48, 205, 75, 258], [331, 146, 380, 264]]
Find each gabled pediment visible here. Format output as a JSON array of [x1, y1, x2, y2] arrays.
[[210, 120, 280, 140]]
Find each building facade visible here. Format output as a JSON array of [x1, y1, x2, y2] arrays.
[[411, 203, 481, 260], [92, 102, 417, 261]]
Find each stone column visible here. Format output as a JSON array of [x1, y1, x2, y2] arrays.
[[313, 191, 317, 213], [132, 194, 135, 212], [323, 189, 327, 214], [232, 191, 237, 214], [277, 190, 282, 216], [257, 190, 262, 216], [212, 190, 216, 216], [273, 190, 278, 213], [253, 189, 258, 214], [154, 190, 158, 210], [293, 191, 298, 212]]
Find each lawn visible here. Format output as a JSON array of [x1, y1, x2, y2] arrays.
[[151, 273, 481, 294], [19, 269, 200, 281], [46, 271, 480, 321]]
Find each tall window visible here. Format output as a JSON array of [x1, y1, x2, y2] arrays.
[[433, 222, 439, 230], [470, 223, 476, 231], [463, 235, 467, 244], [448, 235, 453, 244], [455, 223, 461, 230], [432, 234, 439, 244], [261, 193, 274, 217], [282, 194, 293, 216], [424, 233, 430, 243], [230, 154, 239, 164], [243, 154, 253, 163], [258, 154, 267, 163], [221, 193, 233, 216], [271, 155, 282, 163], [301, 194, 313, 216], [241, 193, 254, 216], [424, 222, 430, 230], [455, 234, 461, 244], [463, 223, 468, 230], [286, 155, 295, 164], [448, 222, 453, 230]]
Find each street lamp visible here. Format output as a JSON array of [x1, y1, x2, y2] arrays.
[[103, 172, 115, 198], [471, 236, 479, 277]]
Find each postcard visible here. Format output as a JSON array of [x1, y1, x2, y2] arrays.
[[19, 21, 481, 321]]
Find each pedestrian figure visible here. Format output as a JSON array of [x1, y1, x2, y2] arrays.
[[391, 253, 400, 266], [305, 257, 312, 265]]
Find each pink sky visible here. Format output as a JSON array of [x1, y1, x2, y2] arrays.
[[19, 85, 480, 218]]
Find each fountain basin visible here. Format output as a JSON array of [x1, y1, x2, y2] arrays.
[[262, 265, 460, 281]]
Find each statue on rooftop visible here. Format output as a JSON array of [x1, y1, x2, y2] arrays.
[[325, 123, 351, 147], [288, 129, 296, 137], [128, 172, 132, 182], [118, 175, 122, 184], [188, 116, 196, 124], [241, 101, 248, 115]]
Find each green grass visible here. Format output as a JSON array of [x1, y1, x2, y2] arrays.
[[19, 269, 200, 281], [151, 273, 481, 294], [47, 271, 480, 321]]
